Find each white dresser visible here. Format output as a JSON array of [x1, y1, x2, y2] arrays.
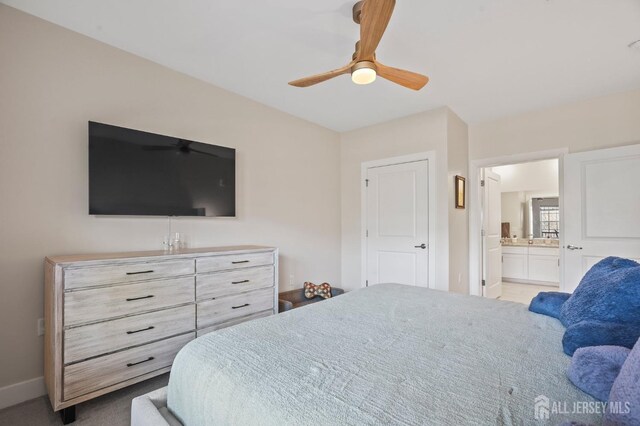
[[44, 245, 278, 422]]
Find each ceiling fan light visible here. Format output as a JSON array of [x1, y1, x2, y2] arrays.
[[351, 62, 377, 85]]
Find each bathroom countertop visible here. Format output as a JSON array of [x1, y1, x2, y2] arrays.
[[501, 242, 560, 248]]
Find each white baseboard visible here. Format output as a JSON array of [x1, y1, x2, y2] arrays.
[[0, 376, 46, 410]]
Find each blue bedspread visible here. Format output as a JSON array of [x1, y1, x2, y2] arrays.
[[167, 284, 602, 425]]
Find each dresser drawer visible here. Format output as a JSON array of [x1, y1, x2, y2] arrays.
[[196, 310, 272, 338], [64, 277, 194, 327], [196, 266, 274, 302], [63, 333, 193, 401], [196, 252, 273, 274], [64, 305, 195, 364], [64, 259, 195, 290], [197, 287, 274, 329]]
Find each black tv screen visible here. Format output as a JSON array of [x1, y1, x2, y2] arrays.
[[89, 122, 236, 217]]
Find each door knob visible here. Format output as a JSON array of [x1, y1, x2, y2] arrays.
[[566, 245, 583, 250], [414, 243, 427, 249]]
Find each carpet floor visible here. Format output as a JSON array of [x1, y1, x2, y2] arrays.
[[0, 374, 169, 426]]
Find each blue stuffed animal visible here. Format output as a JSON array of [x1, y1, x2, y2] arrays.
[[606, 338, 640, 425], [567, 339, 640, 426], [529, 257, 640, 356], [568, 345, 631, 402], [529, 291, 571, 319]]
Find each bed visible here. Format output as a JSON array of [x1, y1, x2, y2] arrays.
[[131, 284, 602, 425]]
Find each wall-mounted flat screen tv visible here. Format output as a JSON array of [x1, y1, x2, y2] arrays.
[[89, 122, 236, 217]]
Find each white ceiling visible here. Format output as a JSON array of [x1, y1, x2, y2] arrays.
[[3, 0, 640, 131]]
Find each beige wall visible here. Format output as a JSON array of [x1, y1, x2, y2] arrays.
[[340, 107, 469, 293], [470, 89, 640, 160], [0, 5, 341, 389], [492, 159, 559, 193], [446, 110, 469, 294]]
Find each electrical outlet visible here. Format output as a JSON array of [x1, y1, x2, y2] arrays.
[[37, 318, 45, 336], [289, 274, 294, 287]]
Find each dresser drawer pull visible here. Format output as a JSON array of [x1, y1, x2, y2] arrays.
[[231, 260, 250, 264], [232, 280, 250, 285], [126, 270, 155, 275], [126, 295, 155, 302], [126, 357, 155, 367], [232, 303, 250, 309], [126, 326, 155, 335]]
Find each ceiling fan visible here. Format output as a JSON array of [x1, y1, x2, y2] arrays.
[[289, 0, 428, 91], [143, 140, 220, 158]]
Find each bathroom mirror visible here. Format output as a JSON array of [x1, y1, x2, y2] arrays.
[[527, 197, 560, 239]]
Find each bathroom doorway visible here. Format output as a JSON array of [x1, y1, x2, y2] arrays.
[[479, 158, 561, 303]]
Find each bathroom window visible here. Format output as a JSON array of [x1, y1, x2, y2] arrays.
[[540, 206, 560, 238], [531, 197, 560, 238]]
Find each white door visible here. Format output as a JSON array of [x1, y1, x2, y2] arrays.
[[564, 144, 640, 292], [365, 160, 429, 287], [483, 170, 502, 298]]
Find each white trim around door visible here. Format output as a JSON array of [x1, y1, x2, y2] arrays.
[[468, 148, 569, 296], [361, 152, 437, 289]]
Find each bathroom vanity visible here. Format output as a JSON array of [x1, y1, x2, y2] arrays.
[[502, 243, 559, 285]]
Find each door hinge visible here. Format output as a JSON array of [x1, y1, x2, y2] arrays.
[[481, 179, 485, 187], [366, 230, 369, 238], [365, 179, 369, 187], [481, 229, 486, 237], [482, 279, 486, 287]]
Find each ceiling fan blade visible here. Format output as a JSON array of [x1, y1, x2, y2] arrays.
[[357, 0, 396, 61], [375, 61, 429, 91], [289, 62, 355, 87], [142, 146, 177, 151], [189, 148, 221, 158]]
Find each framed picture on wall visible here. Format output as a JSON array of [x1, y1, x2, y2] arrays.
[[455, 175, 466, 209]]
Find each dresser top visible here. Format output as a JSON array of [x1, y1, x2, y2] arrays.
[[46, 245, 276, 265]]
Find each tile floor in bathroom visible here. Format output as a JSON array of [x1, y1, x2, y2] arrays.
[[498, 281, 559, 305]]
